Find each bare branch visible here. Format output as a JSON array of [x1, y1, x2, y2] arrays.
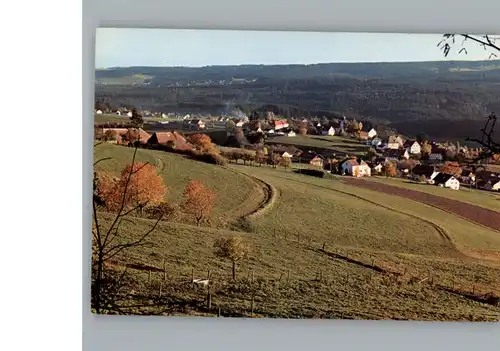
[[94, 157, 112, 167]]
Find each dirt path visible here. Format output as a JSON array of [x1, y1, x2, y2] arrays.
[[222, 166, 279, 221], [344, 178, 500, 232]]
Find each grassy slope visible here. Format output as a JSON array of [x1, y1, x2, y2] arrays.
[[93, 143, 259, 216], [365, 176, 500, 212], [266, 135, 369, 156], [93, 147, 500, 320]]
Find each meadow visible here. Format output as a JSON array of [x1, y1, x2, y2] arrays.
[[266, 135, 369, 157], [92, 144, 500, 320]]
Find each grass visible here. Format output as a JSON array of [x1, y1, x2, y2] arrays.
[[93, 143, 262, 217], [266, 135, 369, 157], [365, 176, 500, 212], [96, 74, 154, 85], [92, 146, 500, 320], [94, 113, 181, 125]]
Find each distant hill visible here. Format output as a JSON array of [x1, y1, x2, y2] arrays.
[[95, 60, 500, 142]]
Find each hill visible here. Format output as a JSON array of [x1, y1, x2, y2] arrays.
[[93, 145, 500, 320], [95, 60, 500, 142]]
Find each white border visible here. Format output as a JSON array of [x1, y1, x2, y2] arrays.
[[83, 0, 500, 350]]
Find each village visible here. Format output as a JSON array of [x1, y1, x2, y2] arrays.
[[94, 108, 500, 194]]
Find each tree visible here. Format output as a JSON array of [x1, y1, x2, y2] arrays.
[[366, 147, 377, 160], [298, 127, 308, 137], [439, 161, 462, 178], [382, 162, 397, 178], [416, 133, 428, 144], [130, 108, 143, 128], [437, 35, 500, 158], [108, 162, 167, 216], [92, 145, 165, 314], [183, 180, 217, 226], [213, 235, 250, 280], [123, 128, 141, 144], [279, 155, 292, 170], [226, 119, 236, 133], [421, 142, 432, 157], [187, 133, 216, 153], [104, 129, 119, 142]]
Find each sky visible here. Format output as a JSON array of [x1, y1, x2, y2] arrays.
[[95, 28, 495, 68]]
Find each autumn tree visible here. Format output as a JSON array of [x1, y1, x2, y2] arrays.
[[183, 180, 217, 226], [254, 150, 266, 166], [226, 119, 236, 133], [366, 147, 377, 160], [107, 162, 167, 216], [439, 161, 462, 178], [123, 128, 141, 144], [104, 129, 119, 142], [279, 155, 292, 170], [421, 142, 432, 158], [130, 108, 143, 128], [382, 162, 397, 178], [187, 133, 216, 153], [213, 235, 250, 280]]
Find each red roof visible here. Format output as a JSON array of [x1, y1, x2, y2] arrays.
[[148, 131, 193, 150], [102, 128, 151, 144]]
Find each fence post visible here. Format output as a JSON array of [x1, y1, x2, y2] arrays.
[[287, 270, 290, 283], [163, 260, 167, 281], [251, 295, 255, 316], [251, 270, 254, 283], [159, 284, 162, 298], [148, 270, 151, 283], [191, 267, 194, 282], [322, 242, 326, 250]]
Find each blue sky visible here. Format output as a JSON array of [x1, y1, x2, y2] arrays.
[[95, 28, 494, 68]]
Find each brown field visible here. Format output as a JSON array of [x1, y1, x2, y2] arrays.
[[344, 178, 500, 232]]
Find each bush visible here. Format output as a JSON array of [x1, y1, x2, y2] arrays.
[[189, 150, 228, 165]]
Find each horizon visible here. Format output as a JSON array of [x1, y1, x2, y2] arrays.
[[95, 29, 498, 69], [96, 58, 500, 70]]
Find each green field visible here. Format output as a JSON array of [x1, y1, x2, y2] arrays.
[[266, 135, 369, 156], [96, 74, 154, 85], [93, 145, 500, 320], [94, 113, 179, 125]]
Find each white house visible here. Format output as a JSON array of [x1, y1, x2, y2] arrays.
[[429, 148, 445, 161], [405, 141, 421, 155], [161, 113, 168, 118], [371, 137, 383, 148], [316, 122, 322, 128], [287, 131, 296, 137], [115, 111, 121, 115], [433, 173, 460, 190], [341, 159, 371, 177], [96, 110, 103, 115], [127, 111, 133, 117], [373, 163, 383, 173], [236, 121, 245, 128], [326, 127, 335, 136], [256, 127, 263, 133], [267, 129, 275, 135], [282, 152, 293, 158], [368, 128, 377, 138]]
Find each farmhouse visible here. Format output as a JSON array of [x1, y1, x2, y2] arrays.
[[411, 164, 440, 183], [127, 111, 133, 117], [322, 126, 335, 136], [383, 149, 409, 162], [147, 131, 193, 150], [388, 135, 404, 148], [460, 169, 476, 184], [477, 178, 500, 191], [433, 173, 460, 190], [287, 130, 296, 137], [404, 140, 421, 155], [274, 120, 289, 130], [309, 155, 325, 168], [235, 121, 245, 128], [96, 110, 103, 115], [340, 158, 371, 177], [282, 151, 293, 158], [368, 128, 377, 139]]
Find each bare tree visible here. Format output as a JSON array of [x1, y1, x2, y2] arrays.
[[437, 34, 500, 158], [92, 144, 164, 314]]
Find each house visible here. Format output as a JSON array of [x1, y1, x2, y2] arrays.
[[429, 147, 446, 161], [96, 110, 103, 115], [371, 137, 383, 148], [388, 135, 404, 147], [267, 129, 275, 135], [101, 128, 151, 145], [340, 158, 371, 177], [161, 113, 168, 118], [147, 131, 193, 150], [383, 149, 409, 161], [316, 122, 322, 128], [373, 163, 383, 173], [287, 131, 296, 137], [127, 111, 133, 117], [477, 178, 500, 191], [368, 128, 377, 139], [411, 164, 440, 183], [386, 141, 401, 150], [115, 111, 121, 116], [236, 121, 245, 128], [321, 126, 335, 136], [256, 127, 263, 133], [274, 120, 289, 130], [433, 173, 460, 190], [309, 155, 325, 168], [281, 152, 293, 158], [404, 140, 421, 155]]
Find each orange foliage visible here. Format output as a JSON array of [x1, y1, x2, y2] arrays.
[[106, 162, 167, 213], [298, 127, 308, 136], [183, 180, 217, 226], [439, 161, 462, 177], [187, 134, 216, 153], [382, 162, 397, 177]]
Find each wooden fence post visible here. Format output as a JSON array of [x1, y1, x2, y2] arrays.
[[159, 284, 162, 298], [218, 307, 221, 317], [251, 295, 255, 316], [251, 270, 254, 283], [207, 292, 212, 309], [148, 270, 151, 283], [163, 260, 167, 281], [322, 242, 326, 250]]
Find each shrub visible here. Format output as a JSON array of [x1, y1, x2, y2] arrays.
[[294, 169, 325, 178]]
